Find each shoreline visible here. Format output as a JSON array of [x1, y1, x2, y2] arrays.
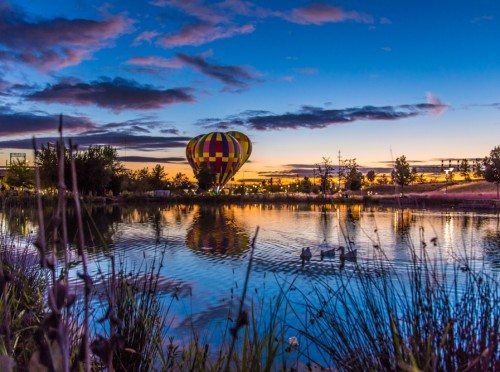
[[2, 192, 498, 211]]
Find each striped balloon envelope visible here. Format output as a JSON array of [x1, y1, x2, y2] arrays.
[[185, 134, 203, 174], [226, 131, 252, 172], [192, 132, 242, 191]]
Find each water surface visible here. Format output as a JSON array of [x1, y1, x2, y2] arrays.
[[3, 203, 499, 347]]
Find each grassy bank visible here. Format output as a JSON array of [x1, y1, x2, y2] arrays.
[[2, 191, 498, 213]]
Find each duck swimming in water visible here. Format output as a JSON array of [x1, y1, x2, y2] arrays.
[[337, 246, 357, 261], [300, 247, 312, 261], [320, 248, 336, 259]]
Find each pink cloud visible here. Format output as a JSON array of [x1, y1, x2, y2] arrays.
[[286, 3, 373, 25], [157, 22, 254, 48], [133, 31, 160, 45], [426, 92, 448, 115], [218, 0, 252, 15], [127, 56, 183, 69], [176, 53, 259, 89], [150, 0, 228, 24], [0, 6, 133, 71]]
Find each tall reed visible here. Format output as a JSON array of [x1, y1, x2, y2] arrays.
[[293, 234, 499, 370]]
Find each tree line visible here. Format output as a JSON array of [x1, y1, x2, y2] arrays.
[[311, 146, 499, 197], [1, 144, 499, 198], [2, 144, 196, 195]]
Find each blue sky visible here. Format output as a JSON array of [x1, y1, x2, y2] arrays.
[[0, 0, 499, 178]]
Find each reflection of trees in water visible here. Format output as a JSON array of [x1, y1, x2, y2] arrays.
[[483, 229, 500, 269], [475, 215, 487, 230], [58, 205, 121, 252], [391, 209, 415, 262], [394, 209, 413, 237], [0, 205, 38, 236], [1, 204, 122, 254], [318, 206, 333, 243], [185, 206, 250, 256], [336, 205, 361, 244]]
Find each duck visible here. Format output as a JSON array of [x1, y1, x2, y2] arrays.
[[337, 246, 357, 261], [320, 248, 336, 259], [300, 247, 312, 261]]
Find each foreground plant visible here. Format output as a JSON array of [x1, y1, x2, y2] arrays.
[[296, 233, 499, 371]]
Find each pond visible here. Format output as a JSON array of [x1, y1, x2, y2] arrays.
[[3, 203, 499, 364]]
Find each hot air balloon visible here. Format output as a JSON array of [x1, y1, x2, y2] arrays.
[[192, 132, 242, 193], [186, 134, 203, 173], [226, 131, 252, 172]]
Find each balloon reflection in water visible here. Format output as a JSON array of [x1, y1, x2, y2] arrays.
[[186, 206, 250, 255]]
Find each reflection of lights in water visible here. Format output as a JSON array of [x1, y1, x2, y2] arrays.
[[443, 213, 455, 261], [393, 210, 399, 233]]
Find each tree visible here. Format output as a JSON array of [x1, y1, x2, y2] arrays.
[[149, 164, 167, 190], [195, 164, 215, 192], [4, 160, 34, 190], [392, 156, 415, 194], [377, 174, 389, 185], [35, 143, 59, 189], [366, 170, 376, 183], [411, 167, 418, 184], [315, 157, 334, 195], [35, 144, 123, 195], [75, 146, 122, 195], [172, 172, 192, 189], [459, 159, 471, 181], [473, 158, 483, 178], [341, 159, 363, 191], [484, 146, 500, 198], [299, 176, 312, 193]]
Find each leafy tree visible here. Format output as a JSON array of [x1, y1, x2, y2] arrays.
[[459, 159, 471, 181], [4, 160, 34, 189], [172, 172, 192, 190], [341, 159, 363, 191], [315, 157, 334, 195], [35, 143, 59, 189], [366, 170, 376, 183], [75, 146, 122, 195], [483, 146, 500, 198], [445, 169, 455, 183], [377, 174, 389, 185], [149, 164, 167, 190], [411, 167, 418, 184], [299, 176, 312, 193], [133, 167, 151, 192], [392, 156, 415, 193], [35, 144, 123, 195], [195, 164, 215, 192]]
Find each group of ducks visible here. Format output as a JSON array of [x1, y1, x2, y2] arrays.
[[300, 243, 357, 263]]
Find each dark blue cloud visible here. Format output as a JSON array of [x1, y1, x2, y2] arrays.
[[198, 102, 448, 131], [27, 77, 195, 112]]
